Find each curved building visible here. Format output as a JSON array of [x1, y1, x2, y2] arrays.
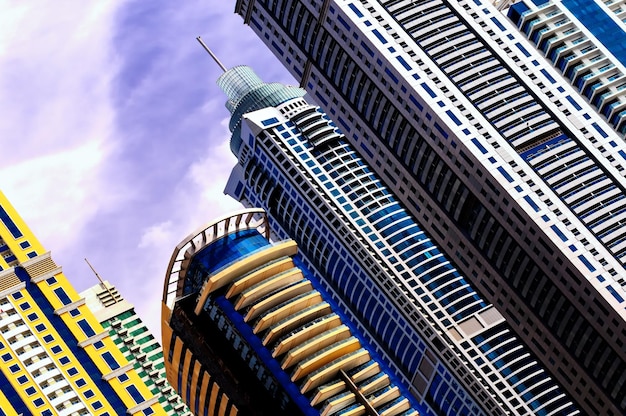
[[161, 208, 420, 416]]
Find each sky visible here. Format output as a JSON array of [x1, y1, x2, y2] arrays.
[[0, 1, 294, 337]]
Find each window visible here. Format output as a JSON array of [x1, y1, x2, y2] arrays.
[[12, 292, 23, 300], [59, 356, 70, 365], [77, 319, 96, 337], [67, 367, 78, 376], [84, 390, 94, 398], [53, 288, 72, 306], [2, 353, 11, 361], [51, 346, 61, 354], [76, 378, 86, 387], [93, 401, 103, 410], [118, 373, 129, 383], [27, 313, 37, 321], [33, 398, 44, 407], [126, 385, 144, 404], [46, 277, 57, 285], [9, 364, 19, 373], [93, 341, 104, 350], [102, 352, 120, 370], [42, 335, 53, 343], [25, 386, 36, 396], [35, 324, 45, 332], [19, 302, 31, 311], [17, 375, 27, 384]]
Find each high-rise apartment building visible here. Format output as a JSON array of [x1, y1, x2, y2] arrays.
[[0, 190, 165, 415], [232, 1, 626, 414], [218, 64, 580, 415], [161, 208, 420, 415], [506, 0, 626, 133], [81, 281, 191, 415]]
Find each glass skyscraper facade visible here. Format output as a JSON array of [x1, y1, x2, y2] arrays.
[[0, 190, 166, 415], [161, 208, 420, 415], [218, 65, 580, 414], [507, 0, 626, 133], [230, 1, 626, 415]]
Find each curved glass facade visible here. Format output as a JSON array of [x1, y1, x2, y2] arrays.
[[162, 210, 420, 415]]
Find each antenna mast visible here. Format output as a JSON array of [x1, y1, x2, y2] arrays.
[[85, 258, 119, 304], [197, 36, 227, 72]]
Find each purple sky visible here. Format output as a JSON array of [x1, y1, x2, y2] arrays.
[[0, 2, 294, 337]]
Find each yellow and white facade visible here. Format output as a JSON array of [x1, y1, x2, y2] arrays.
[[0, 191, 166, 416]]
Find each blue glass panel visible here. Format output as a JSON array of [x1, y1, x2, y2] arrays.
[[0, 206, 23, 238]]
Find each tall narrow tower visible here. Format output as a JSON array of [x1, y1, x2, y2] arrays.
[[0, 190, 166, 415], [232, 1, 626, 414], [214, 61, 580, 414]]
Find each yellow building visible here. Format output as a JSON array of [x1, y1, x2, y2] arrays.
[[0, 191, 166, 416]]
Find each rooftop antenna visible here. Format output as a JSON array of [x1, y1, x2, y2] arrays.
[[197, 36, 227, 73], [85, 258, 119, 304]]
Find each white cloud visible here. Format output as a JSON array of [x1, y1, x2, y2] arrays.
[[0, 1, 123, 254], [0, 140, 111, 251], [138, 220, 175, 249]]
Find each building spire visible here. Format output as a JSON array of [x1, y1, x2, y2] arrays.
[[196, 36, 227, 72]]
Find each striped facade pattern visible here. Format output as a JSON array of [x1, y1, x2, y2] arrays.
[[0, 191, 166, 416], [507, 0, 626, 133], [233, 1, 626, 414], [161, 333, 238, 416], [81, 282, 192, 415], [162, 209, 419, 415], [229, 95, 580, 415]]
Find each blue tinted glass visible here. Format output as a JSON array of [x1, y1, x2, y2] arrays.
[[0, 206, 23, 238], [126, 385, 144, 403], [53, 288, 72, 305], [77, 319, 96, 337], [184, 230, 269, 296], [102, 352, 120, 370], [562, 0, 626, 66]]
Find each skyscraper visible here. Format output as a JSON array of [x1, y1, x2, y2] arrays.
[[506, 0, 626, 133], [81, 280, 191, 415], [218, 64, 579, 415], [231, 1, 626, 414], [0, 190, 166, 415], [160, 208, 420, 415]]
